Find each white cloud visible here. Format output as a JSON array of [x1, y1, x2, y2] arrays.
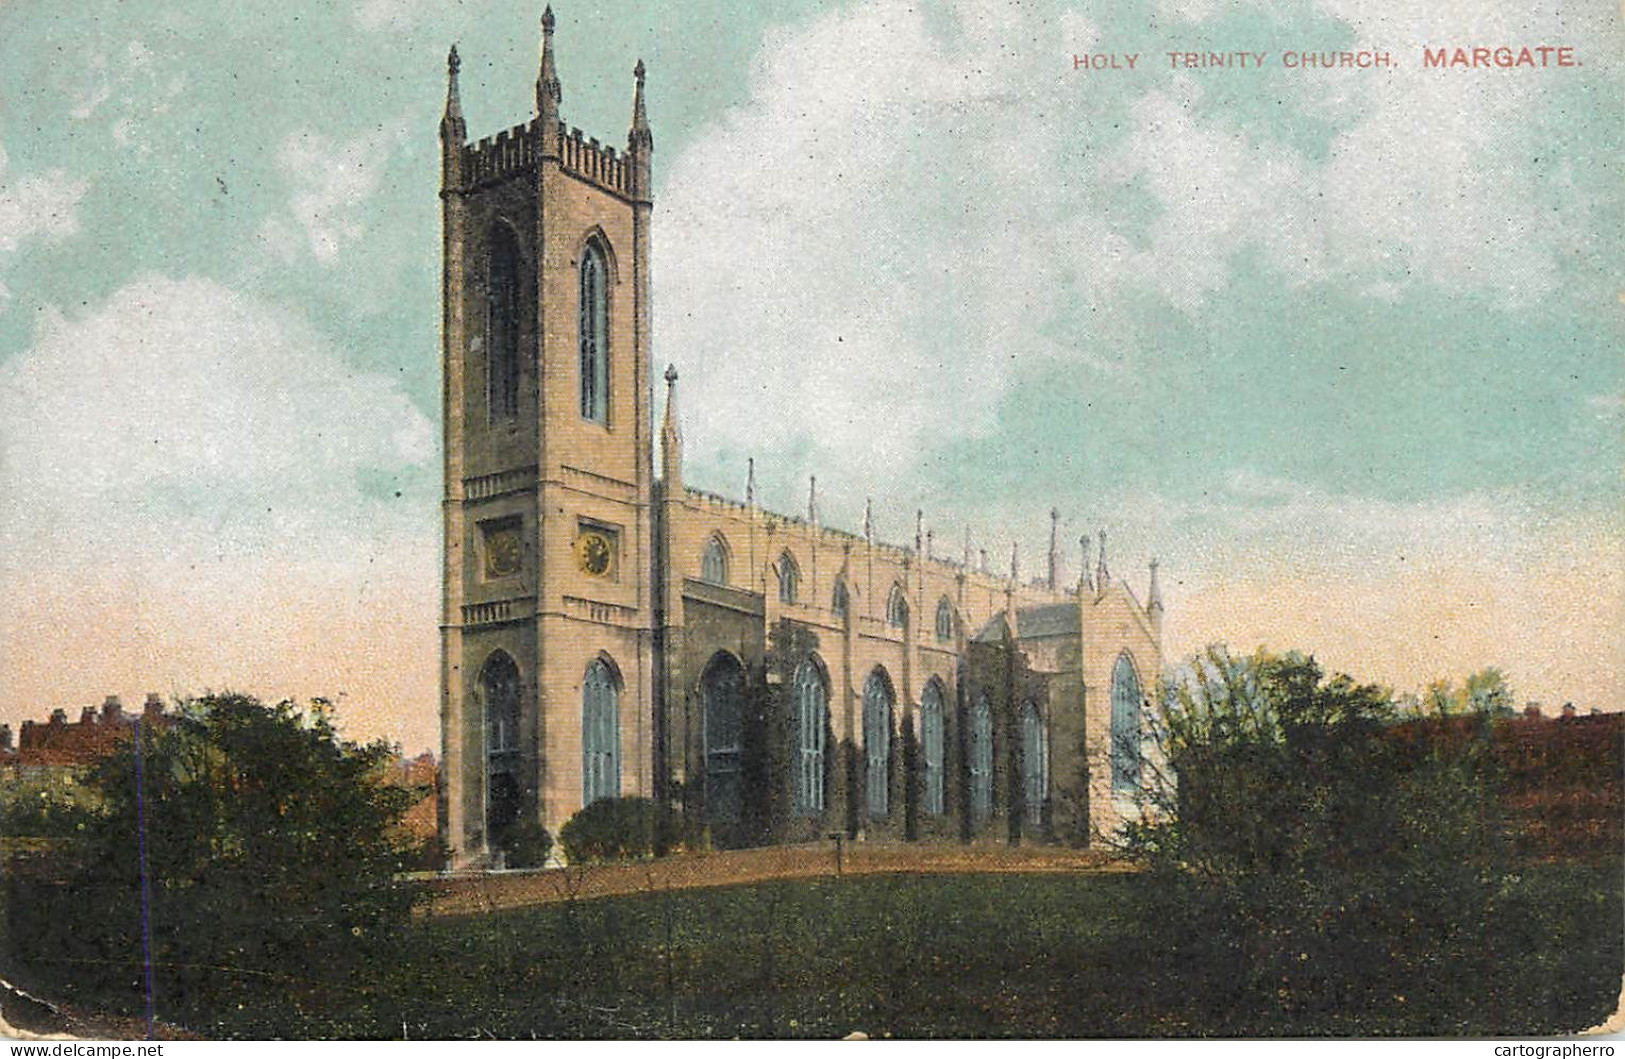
[[0, 275, 432, 562], [0, 144, 88, 309], [659, 0, 1613, 489], [0, 276, 439, 749], [273, 127, 405, 265]]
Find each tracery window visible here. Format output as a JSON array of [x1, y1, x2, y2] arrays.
[[1022, 700, 1047, 814], [863, 669, 893, 817], [701, 535, 729, 585], [793, 661, 827, 815], [1111, 654, 1142, 793], [579, 240, 609, 423], [921, 681, 946, 816], [777, 551, 800, 605], [831, 578, 850, 620], [886, 585, 909, 629], [582, 659, 620, 806]]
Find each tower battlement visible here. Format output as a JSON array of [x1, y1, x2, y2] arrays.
[[454, 121, 638, 199]]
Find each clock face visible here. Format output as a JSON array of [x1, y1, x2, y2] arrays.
[[577, 531, 613, 577], [484, 528, 522, 579]]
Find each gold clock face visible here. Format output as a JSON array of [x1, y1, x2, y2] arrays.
[[484, 528, 522, 579], [576, 531, 613, 577]]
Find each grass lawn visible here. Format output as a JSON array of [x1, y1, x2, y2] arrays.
[[154, 860, 1621, 1040]]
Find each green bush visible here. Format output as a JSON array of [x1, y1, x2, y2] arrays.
[[559, 796, 662, 863], [1122, 648, 1514, 1034], [7, 694, 422, 1031], [498, 818, 553, 869]]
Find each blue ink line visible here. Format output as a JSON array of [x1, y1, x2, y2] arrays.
[[134, 720, 156, 1040]]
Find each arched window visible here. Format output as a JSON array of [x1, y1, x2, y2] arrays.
[[831, 578, 850, 620], [886, 584, 909, 629], [921, 681, 945, 816], [792, 660, 826, 816], [863, 669, 893, 818], [487, 224, 522, 420], [935, 598, 955, 642], [969, 692, 993, 822], [1022, 700, 1047, 815], [481, 652, 522, 841], [702, 653, 745, 824], [1111, 654, 1142, 793], [579, 240, 609, 423], [581, 658, 620, 806], [777, 551, 800, 605], [701, 534, 729, 585]]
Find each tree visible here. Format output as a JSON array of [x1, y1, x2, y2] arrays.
[[1121, 647, 1509, 1034], [8, 693, 422, 1033]]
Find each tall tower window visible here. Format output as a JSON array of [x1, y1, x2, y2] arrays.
[[921, 680, 945, 816], [935, 598, 955, 642], [863, 668, 893, 818], [969, 693, 993, 822], [1111, 654, 1142, 793], [579, 240, 610, 423], [582, 658, 620, 806], [792, 660, 826, 816], [487, 224, 522, 421]]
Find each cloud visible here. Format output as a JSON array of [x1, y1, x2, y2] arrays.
[[0, 276, 438, 748], [0, 144, 88, 308], [264, 127, 406, 265], [659, 0, 1616, 491]]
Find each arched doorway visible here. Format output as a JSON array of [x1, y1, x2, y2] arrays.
[[701, 652, 746, 827], [480, 651, 522, 848]]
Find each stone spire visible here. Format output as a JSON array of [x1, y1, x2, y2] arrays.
[[1095, 528, 1110, 591], [915, 510, 924, 555], [1046, 508, 1061, 591], [963, 525, 972, 567], [660, 364, 681, 489], [628, 59, 653, 200], [745, 457, 756, 507], [1148, 557, 1163, 613], [864, 498, 874, 541], [536, 5, 562, 120], [441, 45, 465, 141], [807, 475, 818, 525], [1078, 535, 1093, 595], [440, 45, 466, 189]]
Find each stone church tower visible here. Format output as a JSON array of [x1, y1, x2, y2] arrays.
[[438, 9, 658, 865]]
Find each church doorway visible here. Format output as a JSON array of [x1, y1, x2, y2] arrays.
[[700, 652, 746, 836], [480, 651, 523, 853]]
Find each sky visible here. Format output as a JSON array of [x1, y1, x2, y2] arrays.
[[0, 0, 1619, 755]]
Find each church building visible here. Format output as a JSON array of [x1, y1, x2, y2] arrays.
[[437, 10, 1164, 868]]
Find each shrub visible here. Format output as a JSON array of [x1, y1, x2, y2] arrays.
[[499, 819, 553, 869], [1122, 648, 1512, 1033], [7, 694, 421, 1032], [559, 796, 662, 863]]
